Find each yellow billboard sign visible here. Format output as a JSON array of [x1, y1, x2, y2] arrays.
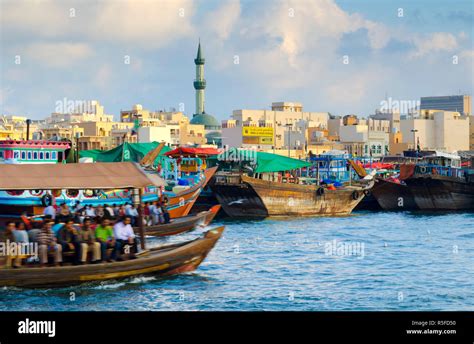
[[242, 126, 274, 138]]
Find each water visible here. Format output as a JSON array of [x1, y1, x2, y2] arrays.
[[1, 211, 473, 311]]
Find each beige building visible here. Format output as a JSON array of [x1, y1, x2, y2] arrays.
[[120, 104, 189, 127], [222, 102, 329, 151], [41, 126, 84, 141], [400, 110, 470, 153], [48, 100, 114, 124], [338, 116, 390, 157], [470, 116, 474, 150], [389, 132, 411, 155], [0, 115, 42, 140]]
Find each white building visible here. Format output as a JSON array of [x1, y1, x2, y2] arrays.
[[138, 125, 180, 145], [339, 118, 390, 157], [400, 110, 469, 153]]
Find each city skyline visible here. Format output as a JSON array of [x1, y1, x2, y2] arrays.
[[1, 0, 473, 120]]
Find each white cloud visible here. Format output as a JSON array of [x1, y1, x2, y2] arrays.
[[2, 0, 195, 49], [205, 0, 241, 41], [24, 42, 93, 68], [94, 0, 195, 49], [410, 32, 458, 58]]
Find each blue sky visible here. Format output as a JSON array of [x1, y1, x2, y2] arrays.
[[1, 0, 473, 121]]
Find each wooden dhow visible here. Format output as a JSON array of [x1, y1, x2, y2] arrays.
[[0, 227, 225, 288], [138, 205, 220, 237], [240, 175, 372, 217]]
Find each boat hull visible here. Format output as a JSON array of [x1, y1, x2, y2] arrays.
[[404, 174, 474, 210], [371, 178, 419, 211], [241, 175, 369, 217], [0, 227, 224, 288], [211, 182, 268, 219], [140, 210, 211, 237]]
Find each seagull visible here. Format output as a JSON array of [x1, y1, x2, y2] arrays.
[[228, 199, 246, 206]]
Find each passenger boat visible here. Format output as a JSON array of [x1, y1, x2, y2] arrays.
[[139, 205, 220, 237], [0, 162, 225, 287], [0, 227, 225, 288], [0, 140, 217, 218], [401, 152, 473, 210]]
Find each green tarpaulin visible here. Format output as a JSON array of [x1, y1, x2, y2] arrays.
[[79, 142, 171, 165], [215, 147, 311, 173]]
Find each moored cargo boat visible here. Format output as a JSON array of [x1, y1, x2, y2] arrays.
[[211, 173, 268, 219], [370, 177, 419, 211], [401, 153, 473, 210], [241, 174, 371, 216]]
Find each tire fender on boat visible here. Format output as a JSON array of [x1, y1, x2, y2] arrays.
[[41, 193, 53, 207], [352, 190, 360, 200]]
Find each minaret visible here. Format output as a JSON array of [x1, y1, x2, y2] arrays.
[[193, 41, 206, 117]]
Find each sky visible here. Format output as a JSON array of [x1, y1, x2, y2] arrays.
[[0, 0, 473, 121]]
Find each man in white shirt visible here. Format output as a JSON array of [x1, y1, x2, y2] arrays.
[[43, 205, 56, 219], [113, 216, 138, 260], [85, 205, 96, 218]]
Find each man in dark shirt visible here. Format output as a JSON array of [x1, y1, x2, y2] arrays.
[[57, 219, 81, 265]]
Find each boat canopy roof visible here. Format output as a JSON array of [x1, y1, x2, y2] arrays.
[[0, 162, 165, 190], [164, 147, 221, 157], [79, 142, 172, 164], [216, 147, 312, 173], [425, 151, 461, 160]]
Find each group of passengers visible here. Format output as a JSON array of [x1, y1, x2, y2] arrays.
[[4, 215, 138, 268], [43, 201, 170, 227]]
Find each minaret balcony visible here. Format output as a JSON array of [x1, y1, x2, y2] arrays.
[[194, 80, 206, 90], [194, 58, 205, 65]]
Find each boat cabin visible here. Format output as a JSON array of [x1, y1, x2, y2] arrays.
[[0, 140, 70, 164], [415, 152, 463, 178]]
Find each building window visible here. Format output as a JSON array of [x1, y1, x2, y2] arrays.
[[14, 151, 20, 159], [45, 152, 50, 160], [27, 151, 32, 160], [21, 151, 26, 160], [52, 151, 57, 160], [33, 151, 38, 160], [39, 152, 44, 160]]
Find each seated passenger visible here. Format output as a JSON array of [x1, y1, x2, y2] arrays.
[[38, 220, 62, 267], [113, 216, 138, 260], [3, 222, 23, 268], [57, 219, 81, 265], [77, 217, 101, 263], [95, 218, 118, 262]]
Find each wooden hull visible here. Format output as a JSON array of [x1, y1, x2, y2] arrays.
[[404, 174, 474, 210], [354, 191, 382, 210], [371, 178, 419, 211], [139, 211, 209, 237], [241, 175, 369, 217], [166, 166, 218, 219], [203, 205, 221, 226], [0, 227, 225, 288], [211, 182, 268, 219]]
